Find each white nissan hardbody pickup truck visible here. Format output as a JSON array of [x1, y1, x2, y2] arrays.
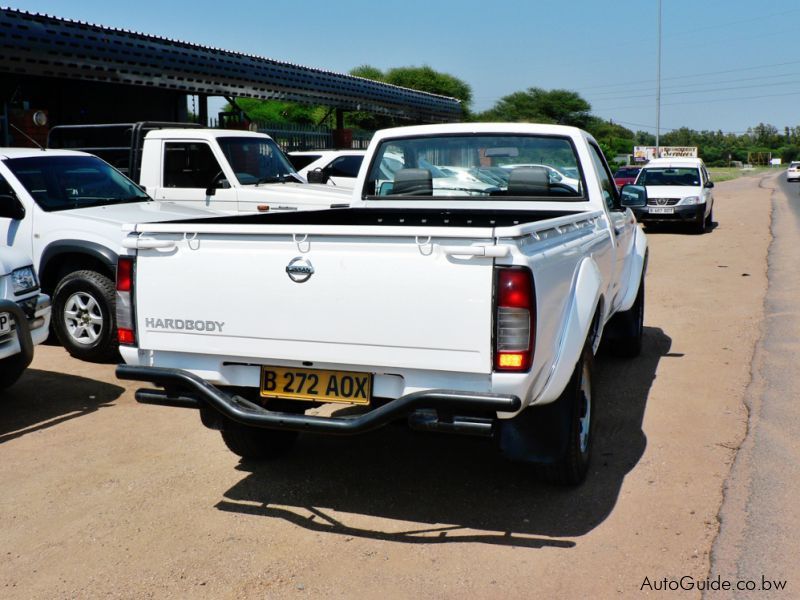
[[116, 123, 650, 485]]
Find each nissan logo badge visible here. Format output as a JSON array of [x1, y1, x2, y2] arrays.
[[286, 257, 314, 283]]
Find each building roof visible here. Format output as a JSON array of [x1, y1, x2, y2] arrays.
[[0, 7, 462, 122]]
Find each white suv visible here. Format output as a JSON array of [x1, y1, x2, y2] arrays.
[[787, 161, 800, 182], [632, 157, 715, 234]]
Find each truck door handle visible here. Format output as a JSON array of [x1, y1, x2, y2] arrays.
[[122, 238, 177, 250], [439, 245, 510, 258]]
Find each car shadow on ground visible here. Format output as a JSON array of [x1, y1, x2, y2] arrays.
[[216, 327, 671, 548], [0, 369, 124, 443]]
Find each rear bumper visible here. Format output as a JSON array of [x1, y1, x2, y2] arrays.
[[116, 364, 521, 435]]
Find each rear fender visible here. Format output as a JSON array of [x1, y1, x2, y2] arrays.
[[617, 227, 648, 312], [535, 257, 602, 405]]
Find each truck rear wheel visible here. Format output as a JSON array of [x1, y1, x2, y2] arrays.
[[534, 342, 595, 485], [497, 341, 595, 486], [52, 270, 118, 362], [220, 427, 298, 460]]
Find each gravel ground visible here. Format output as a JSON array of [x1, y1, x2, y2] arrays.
[[0, 174, 771, 598]]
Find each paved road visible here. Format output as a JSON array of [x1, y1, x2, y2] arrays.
[[710, 173, 800, 597]]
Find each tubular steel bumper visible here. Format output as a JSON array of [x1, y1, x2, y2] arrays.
[[116, 364, 521, 435], [0, 299, 34, 367]]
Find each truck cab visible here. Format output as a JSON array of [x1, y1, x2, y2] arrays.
[[49, 124, 351, 214]]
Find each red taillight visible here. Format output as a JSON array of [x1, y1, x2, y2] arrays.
[[116, 257, 135, 345], [494, 267, 535, 372], [116, 257, 133, 292]]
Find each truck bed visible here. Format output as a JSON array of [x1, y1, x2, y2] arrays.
[[163, 207, 574, 228]]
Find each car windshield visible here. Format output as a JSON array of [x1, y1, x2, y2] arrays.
[[5, 155, 149, 211], [637, 167, 700, 186], [615, 168, 639, 177], [364, 134, 583, 199], [217, 137, 298, 184]]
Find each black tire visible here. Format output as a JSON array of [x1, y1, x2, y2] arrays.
[[0, 353, 30, 390], [52, 270, 118, 362], [220, 426, 298, 460], [693, 209, 706, 234], [605, 278, 644, 358], [705, 207, 713, 227], [534, 342, 595, 485]]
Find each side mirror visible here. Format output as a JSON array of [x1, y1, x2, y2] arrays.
[[619, 184, 647, 208], [0, 194, 25, 220], [704, 181, 715, 188], [205, 171, 229, 196], [306, 168, 329, 184]]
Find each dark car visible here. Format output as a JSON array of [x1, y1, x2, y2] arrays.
[[614, 166, 641, 189]]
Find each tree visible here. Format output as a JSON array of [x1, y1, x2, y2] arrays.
[[476, 88, 591, 127], [347, 64, 473, 127], [350, 64, 385, 81], [222, 98, 322, 125], [384, 66, 472, 115]]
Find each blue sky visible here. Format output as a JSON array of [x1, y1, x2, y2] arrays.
[[9, 1, 800, 134]]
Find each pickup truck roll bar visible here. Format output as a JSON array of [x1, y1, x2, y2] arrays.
[[116, 364, 521, 435]]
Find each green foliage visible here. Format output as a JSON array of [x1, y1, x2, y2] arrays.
[[384, 66, 473, 113], [346, 64, 473, 128], [475, 88, 591, 127], [223, 98, 322, 125], [350, 64, 385, 81], [779, 145, 799, 163]]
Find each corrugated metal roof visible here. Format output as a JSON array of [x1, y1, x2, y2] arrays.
[[0, 7, 462, 122]]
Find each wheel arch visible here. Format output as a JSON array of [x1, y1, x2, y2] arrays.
[[617, 228, 649, 313], [535, 256, 604, 406], [39, 241, 117, 294]]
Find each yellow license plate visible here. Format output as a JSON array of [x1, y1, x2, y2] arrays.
[[260, 366, 371, 405]]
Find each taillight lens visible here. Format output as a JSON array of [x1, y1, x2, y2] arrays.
[[116, 257, 135, 345], [117, 257, 132, 292], [494, 267, 534, 372]]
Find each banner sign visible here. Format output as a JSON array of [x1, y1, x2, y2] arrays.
[[633, 146, 698, 162]]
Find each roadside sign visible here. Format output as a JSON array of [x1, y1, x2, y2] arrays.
[[634, 146, 698, 162]]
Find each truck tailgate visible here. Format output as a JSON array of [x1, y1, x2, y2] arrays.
[[133, 233, 497, 374]]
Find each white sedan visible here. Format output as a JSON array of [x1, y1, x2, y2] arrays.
[[787, 161, 800, 182], [288, 150, 366, 188]]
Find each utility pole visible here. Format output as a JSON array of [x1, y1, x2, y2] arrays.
[[655, 0, 662, 158]]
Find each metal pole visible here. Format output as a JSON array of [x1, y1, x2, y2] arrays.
[[655, 0, 662, 157]]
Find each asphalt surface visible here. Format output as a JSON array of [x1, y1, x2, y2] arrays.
[[710, 172, 800, 597]]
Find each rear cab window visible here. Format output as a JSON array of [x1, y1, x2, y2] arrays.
[[363, 134, 585, 200]]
